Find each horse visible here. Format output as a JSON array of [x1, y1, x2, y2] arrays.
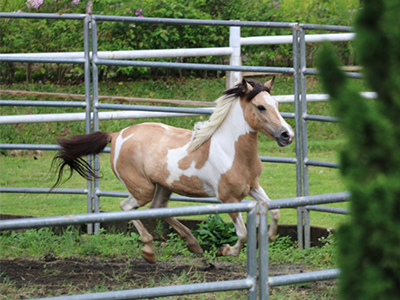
[[51, 78, 294, 263]]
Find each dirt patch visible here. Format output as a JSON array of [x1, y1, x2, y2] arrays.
[[1, 257, 245, 289], [0, 257, 335, 299]]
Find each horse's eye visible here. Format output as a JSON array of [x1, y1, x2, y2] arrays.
[[257, 105, 266, 112]]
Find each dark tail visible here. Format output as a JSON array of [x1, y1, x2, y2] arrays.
[[50, 131, 112, 190]]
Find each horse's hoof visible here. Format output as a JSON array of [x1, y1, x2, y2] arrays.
[[268, 234, 277, 242], [142, 251, 157, 263], [216, 244, 230, 256], [187, 243, 203, 255], [142, 245, 156, 263]]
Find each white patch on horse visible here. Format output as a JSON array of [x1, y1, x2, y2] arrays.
[[165, 100, 253, 198], [165, 142, 192, 186], [262, 93, 278, 108], [113, 128, 135, 188], [263, 94, 294, 135], [161, 125, 170, 130]]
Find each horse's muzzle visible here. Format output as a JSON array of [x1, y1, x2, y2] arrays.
[[275, 130, 294, 147]]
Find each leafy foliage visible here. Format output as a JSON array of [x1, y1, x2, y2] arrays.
[[317, 0, 400, 299], [1, 0, 360, 83], [193, 214, 238, 253]]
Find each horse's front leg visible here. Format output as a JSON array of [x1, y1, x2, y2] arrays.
[[217, 212, 247, 257], [249, 185, 280, 241]]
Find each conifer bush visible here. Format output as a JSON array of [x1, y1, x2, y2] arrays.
[[317, 0, 400, 299]]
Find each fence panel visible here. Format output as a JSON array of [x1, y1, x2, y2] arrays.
[[0, 12, 95, 233]]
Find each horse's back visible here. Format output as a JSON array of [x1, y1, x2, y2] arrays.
[[111, 122, 192, 166]]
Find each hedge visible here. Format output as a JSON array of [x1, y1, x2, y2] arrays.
[[1, 0, 359, 82]]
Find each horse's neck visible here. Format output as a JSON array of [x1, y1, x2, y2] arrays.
[[210, 100, 258, 156]]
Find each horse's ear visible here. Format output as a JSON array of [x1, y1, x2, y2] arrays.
[[242, 79, 253, 92], [264, 76, 276, 91]]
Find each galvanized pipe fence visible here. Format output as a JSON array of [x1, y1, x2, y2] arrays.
[[0, 12, 358, 299]]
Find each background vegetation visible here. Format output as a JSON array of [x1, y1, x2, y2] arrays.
[[1, 0, 359, 82]]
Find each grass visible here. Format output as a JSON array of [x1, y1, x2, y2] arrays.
[[0, 227, 142, 260], [0, 228, 336, 270]]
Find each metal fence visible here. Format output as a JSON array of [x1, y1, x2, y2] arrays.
[[0, 12, 357, 299]]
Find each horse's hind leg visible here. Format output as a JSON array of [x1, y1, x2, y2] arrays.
[[163, 217, 203, 255], [150, 185, 203, 255], [120, 195, 157, 263]]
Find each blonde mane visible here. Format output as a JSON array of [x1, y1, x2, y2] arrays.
[[187, 94, 238, 152]]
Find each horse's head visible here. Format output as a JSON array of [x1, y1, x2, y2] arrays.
[[236, 78, 294, 147]]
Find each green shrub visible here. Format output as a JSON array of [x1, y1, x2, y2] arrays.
[[193, 214, 238, 253], [317, 0, 400, 298]]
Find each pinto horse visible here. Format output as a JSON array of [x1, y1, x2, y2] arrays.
[[51, 78, 294, 263]]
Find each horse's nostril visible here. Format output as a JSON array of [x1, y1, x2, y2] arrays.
[[281, 131, 290, 141]]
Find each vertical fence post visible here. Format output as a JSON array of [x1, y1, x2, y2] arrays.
[[292, 23, 305, 249], [246, 201, 258, 300], [84, 15, 94, 234], [299, 27, 311, 248], [91, 17, 101, 234], [259, 202, 269, 300], [228, 25, 242, 88]]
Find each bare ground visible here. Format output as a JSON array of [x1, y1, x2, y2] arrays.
[[0, 257, 336, 299]]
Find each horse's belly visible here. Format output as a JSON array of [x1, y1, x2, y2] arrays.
[[166, 175, 215, 198], [161, 162, 217, 197]]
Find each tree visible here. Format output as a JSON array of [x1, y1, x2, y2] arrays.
[[317, 0, 400, 299]]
